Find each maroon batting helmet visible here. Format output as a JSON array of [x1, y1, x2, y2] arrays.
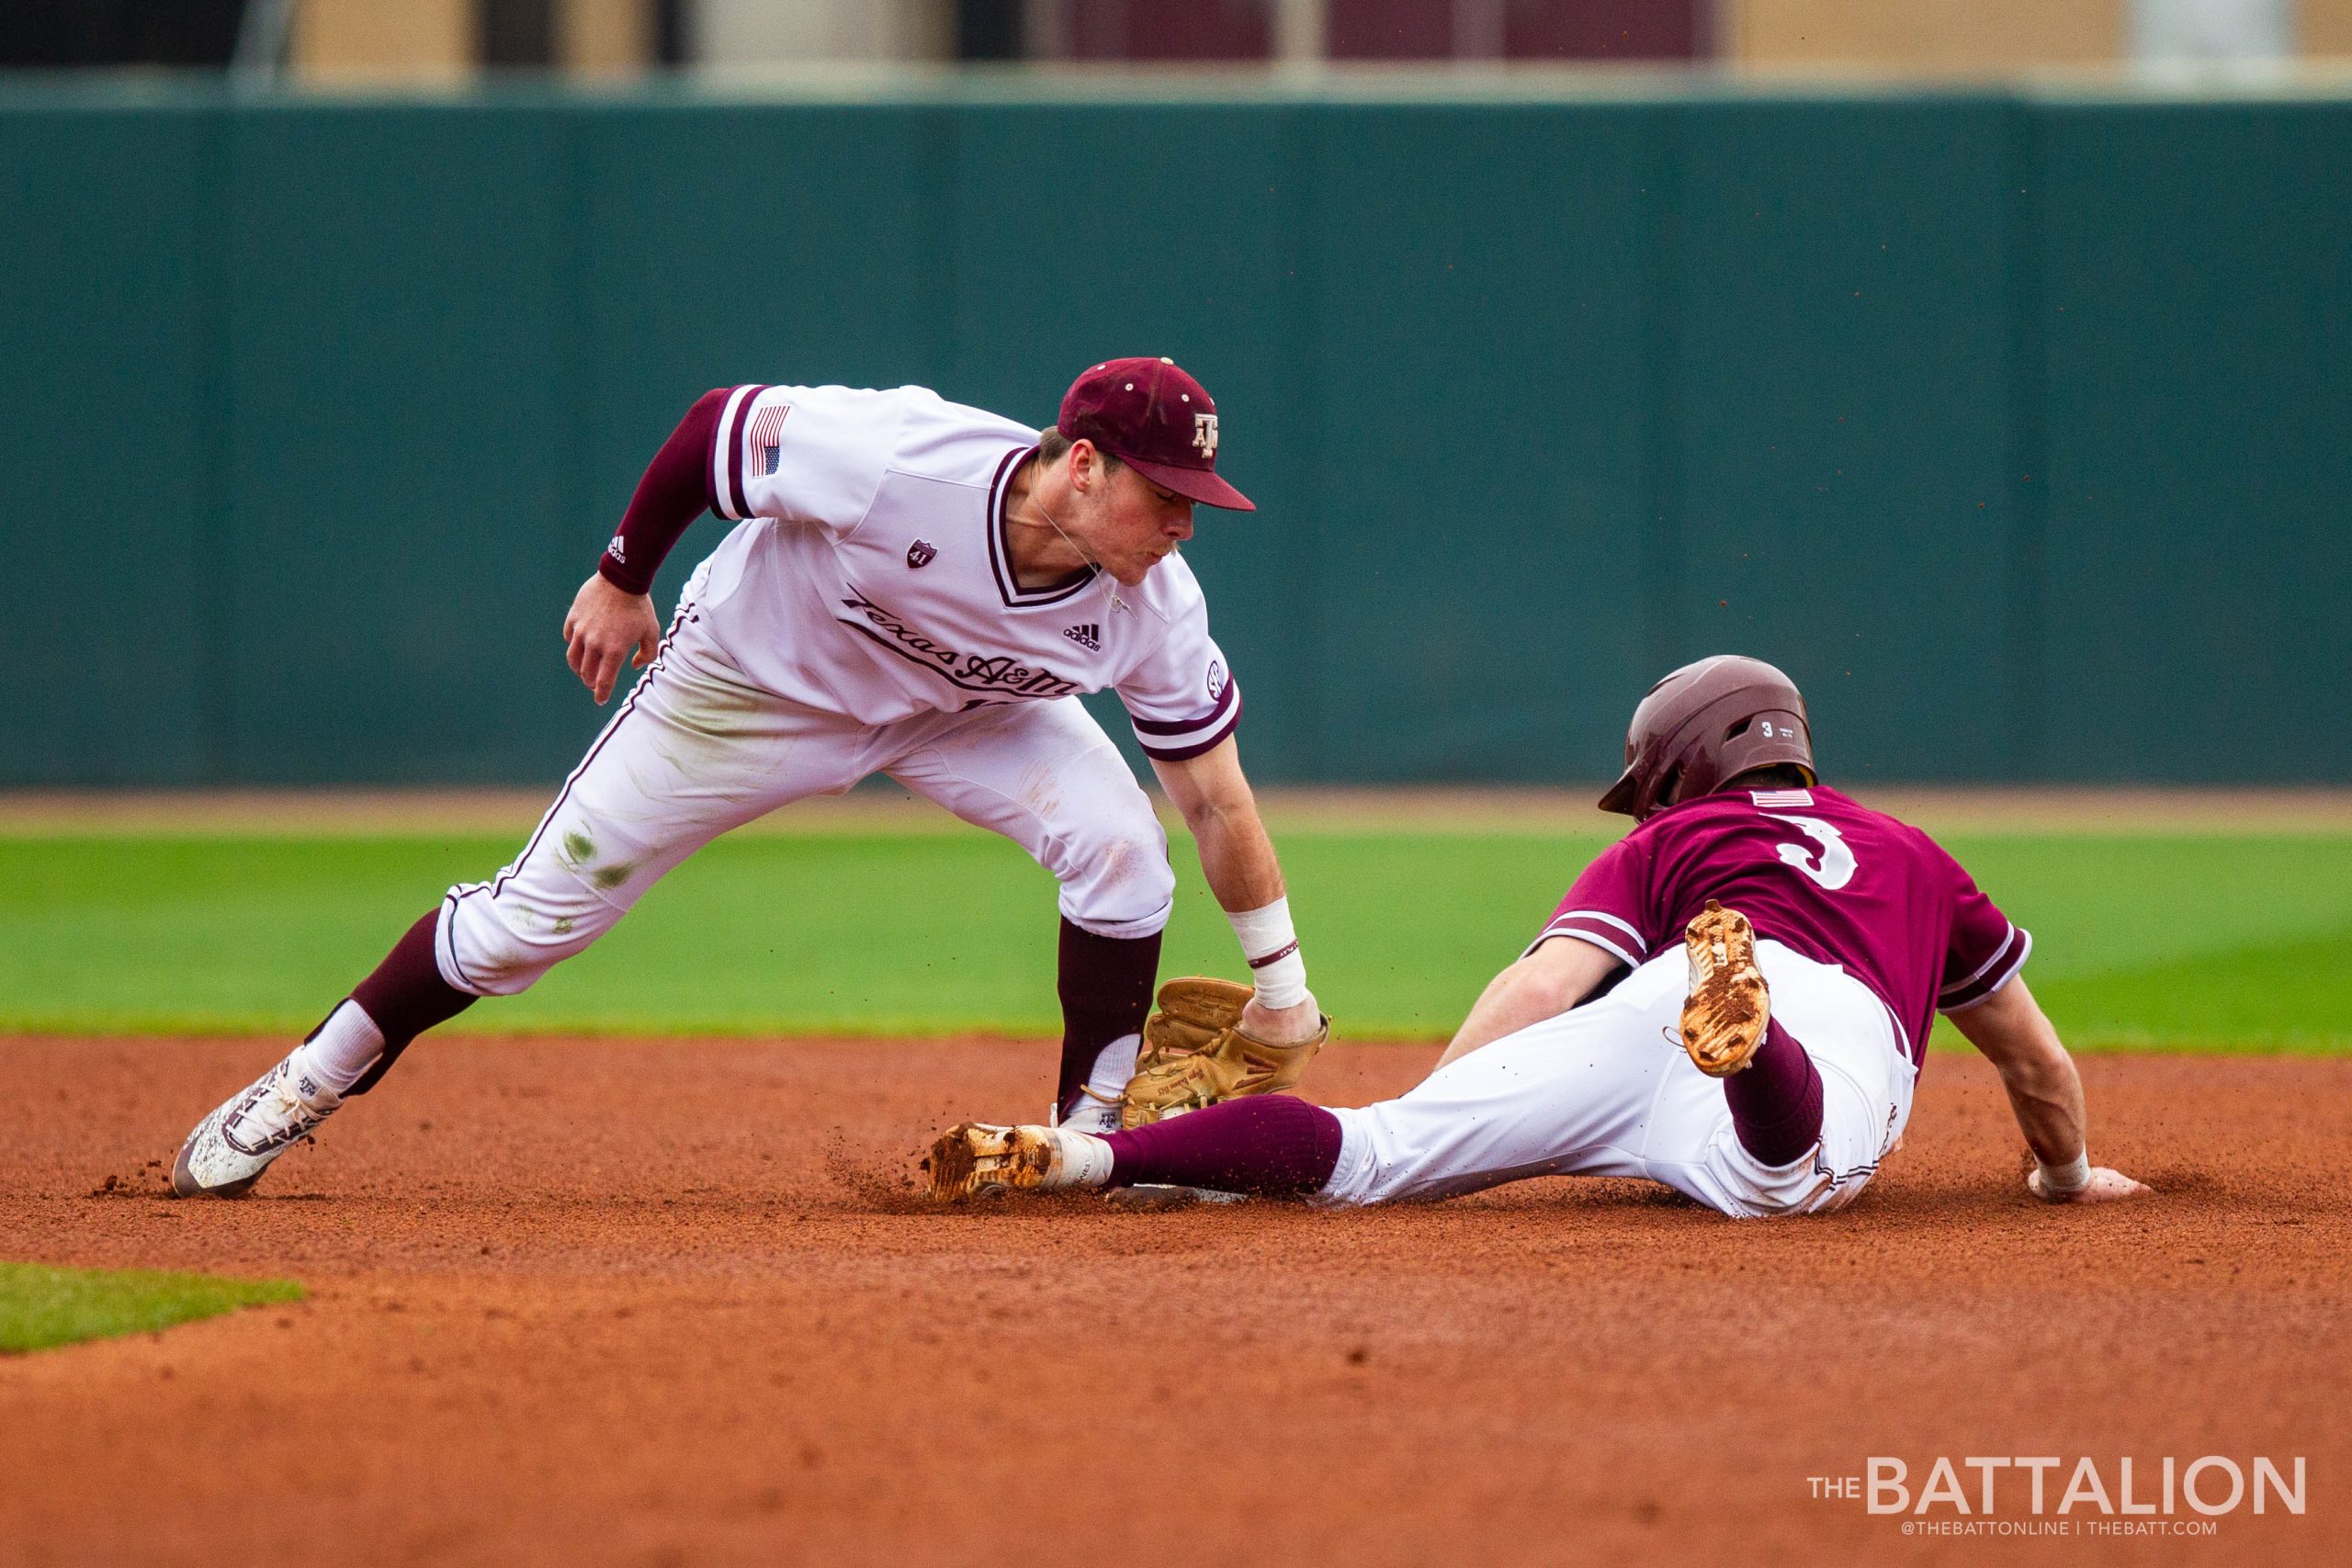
[[1597, 655, 1816, 820]]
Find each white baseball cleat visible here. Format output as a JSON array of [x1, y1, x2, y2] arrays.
[[922, 1122, 1110, 1202], [1679, 900, 1771, 1077], [170, 1055, 343, 1199]]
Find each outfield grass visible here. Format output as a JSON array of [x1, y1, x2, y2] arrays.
[[3, 827, 2347, 1049], [0, 1262, 302, 1354]]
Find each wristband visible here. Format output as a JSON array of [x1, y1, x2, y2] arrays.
[[2037, 1150, 2091, 1195], [1227, 897, 1308, 1011]]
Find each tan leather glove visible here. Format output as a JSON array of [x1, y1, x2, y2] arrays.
[[1118, 977, 1329, 1130]]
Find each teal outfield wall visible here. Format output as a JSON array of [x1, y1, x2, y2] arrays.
[[5, 84, 2346, 786]]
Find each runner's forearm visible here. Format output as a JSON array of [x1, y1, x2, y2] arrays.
[[1440, 967, 1557, 1067], [1950, 981, 2088, 1167], [1435, 939, 1616, 1069], [1996, 1046, 2087, 1168]]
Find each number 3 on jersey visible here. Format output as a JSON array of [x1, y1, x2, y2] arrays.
[[1761, 813, 1858, 890]]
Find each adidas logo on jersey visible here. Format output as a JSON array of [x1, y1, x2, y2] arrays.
[[1063, 623, 1102, 652]]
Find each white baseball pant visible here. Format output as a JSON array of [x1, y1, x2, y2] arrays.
[[1317, 942, 1917, 1218], [433, 601, 1174, 998]]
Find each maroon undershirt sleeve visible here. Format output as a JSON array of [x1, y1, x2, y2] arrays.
[[594, 387, 730, 596]]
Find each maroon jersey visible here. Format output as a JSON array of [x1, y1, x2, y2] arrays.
[[1532, 785, 2028, 1066]]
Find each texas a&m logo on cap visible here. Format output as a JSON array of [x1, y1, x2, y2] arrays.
[[1056, 357, 1253, 512]]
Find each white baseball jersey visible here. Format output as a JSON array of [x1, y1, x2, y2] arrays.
[[683, 382, 1241, 762]]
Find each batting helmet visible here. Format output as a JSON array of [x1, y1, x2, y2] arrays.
[[1597, 655, 1815, 820]]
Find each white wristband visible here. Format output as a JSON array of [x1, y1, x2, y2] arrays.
[[2037, 1151, 2091, 1195], [1227, 897, 1308, 1010]]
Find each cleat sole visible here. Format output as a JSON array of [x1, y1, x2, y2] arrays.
[[1680, 900, 1770, 1077]]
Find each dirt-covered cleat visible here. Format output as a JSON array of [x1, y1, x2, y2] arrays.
[[922, 1122, 1056, 1202], [170, 1055, 342, 1199], [922, 1122, 1108, 1202], [1679, 900, 1770, 1077]]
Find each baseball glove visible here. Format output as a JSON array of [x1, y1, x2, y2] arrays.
[[1118, 976, 1329, 1131]]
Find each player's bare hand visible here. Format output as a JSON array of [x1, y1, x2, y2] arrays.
[[563, 573, 662, 704], [2029, 1167, 2152, 1204], [1242, 991, 1321, 1045]]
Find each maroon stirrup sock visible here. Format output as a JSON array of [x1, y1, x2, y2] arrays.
[[1722, 1018, 1824, 1167], [1102, 1095, 1343, 1197], [340, 908, 477, 1095]]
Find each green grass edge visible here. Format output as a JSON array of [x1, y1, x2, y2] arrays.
[[0, 1261, 305, 1355]]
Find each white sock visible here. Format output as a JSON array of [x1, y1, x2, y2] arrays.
[[1084, 1031, 1141, 1100], [288, 999, 385, 1100], [1048, 1129, 1115, 1189], [1057, 1032, 1139, 1134]]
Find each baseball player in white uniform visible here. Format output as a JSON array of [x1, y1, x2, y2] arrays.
[[923, 657, 2152, 1217], [172, 358, 1323, 1197]]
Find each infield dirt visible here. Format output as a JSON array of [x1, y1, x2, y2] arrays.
[[3, 1035, 2346, 1565]]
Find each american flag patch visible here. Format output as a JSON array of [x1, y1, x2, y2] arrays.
[[747, 403, 790, 476], [1750, 788, 1815, 808]]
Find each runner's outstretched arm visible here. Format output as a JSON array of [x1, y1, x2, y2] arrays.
[[1946, 976, 2150, 1203]]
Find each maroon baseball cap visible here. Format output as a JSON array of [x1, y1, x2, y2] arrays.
[[1057, 356, 1254, 512]]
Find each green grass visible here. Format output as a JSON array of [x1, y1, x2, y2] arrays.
[[2, 829, 2348, 1049], [0, 1262, 302, 1354]]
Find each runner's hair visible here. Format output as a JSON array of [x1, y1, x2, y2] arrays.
[[1724, 763, 1815, 792]]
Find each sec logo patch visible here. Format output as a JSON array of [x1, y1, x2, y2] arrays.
[[1206, 661, 1227, 700]]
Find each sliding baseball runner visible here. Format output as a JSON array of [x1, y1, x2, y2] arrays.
[[173, 357, 1325, 1197], [925, 656, 2150, 1216]]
